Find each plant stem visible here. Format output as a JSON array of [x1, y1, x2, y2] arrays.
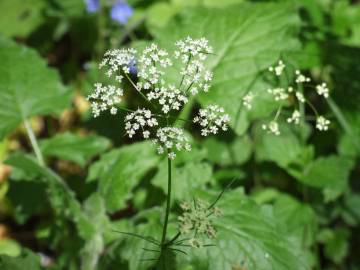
[[24, 119, 45, 166], [161, 157, 172, 248]]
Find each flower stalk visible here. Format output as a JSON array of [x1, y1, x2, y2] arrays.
[[161, 156, 172, 248], [24, 119, 45, 166]]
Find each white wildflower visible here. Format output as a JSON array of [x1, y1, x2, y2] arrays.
[[268, 88, 289, 101], [175, 37, 213, 94], [242, 92, 254, 109], [87, 83, 123, 117], [269, 60, 285, 76], [124, 108, 158, 138], [137, 44, 172, 90], [316, 83, 329, 98], [316, 116, 330, 131], [193, 105, 230, 136], [99, 48, 137, 81], [287, 110, 301, 124], [295, 92, 306, 103], [262, 121, 280, 135], [147, 84, 188, 114], [153, 127, 191, 158], [295, 70, 311, 83]]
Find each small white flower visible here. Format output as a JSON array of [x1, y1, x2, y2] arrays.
[[295, 92, 306, 103], [87, 83, 123, 117], [124, 108, 158, 138], [262, 121, 280, 135], [268, 88, 288, 101], [316, 83, 329, 98], [269, 60, 285, 76], [316, 116, 330, 131], [193, 105, 230, 136], [99, 48, 137, 80], [242, 92, 254, 109], [295, 70, 311, 83], [153, 127, 191, 158], [287, 110, 301, 124]]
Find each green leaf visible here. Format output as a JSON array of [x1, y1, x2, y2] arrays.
[[39, 132, 111, 167], [152, 161, 213, 201], [90, 141, 161, 213], [0, 36, 71, 140], [293, 155, 354, 201], [181, 189, 310, 270], [153, 3, 300, 134], [0, 249, 41, 270], [0, 0, 44, 37]]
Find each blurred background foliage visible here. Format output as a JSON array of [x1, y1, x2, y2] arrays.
[[0, 0, 360, 269]]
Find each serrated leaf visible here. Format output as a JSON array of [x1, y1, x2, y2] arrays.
[[90, 141, 160, 213], [39, 132, 111, 167], [153, 3, 300, 134], [0, 36, 71, 140], [181, 189, 310, 270]]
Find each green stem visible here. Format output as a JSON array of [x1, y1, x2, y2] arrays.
[[24, 119, 45, 166], [161, 157, 172, 248]]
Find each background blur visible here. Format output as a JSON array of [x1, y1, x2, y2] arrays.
[[0, 0, 360, 269]]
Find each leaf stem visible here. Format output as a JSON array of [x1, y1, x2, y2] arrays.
[[161, 157, 172, 248], [24, 119, 45, 166]]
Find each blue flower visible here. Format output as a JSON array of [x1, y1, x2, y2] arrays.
[[85, 0, 99, 13], [110, 1, 133, 25]]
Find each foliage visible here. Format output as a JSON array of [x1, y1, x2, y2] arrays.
[[0, 0, 360, 269]]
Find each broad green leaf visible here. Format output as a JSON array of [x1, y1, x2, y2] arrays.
[[0, 36, 71, 140], [181, 189, 310, 270], [153, 3, 300, 134], [0, 239, 21, 257], [90, 141, 161, 213], [0, 249, 41, 270], [0, 0, 44, 37], [5, 153, 91, 240], [292, 155, 354, 200], [39, 132, 111, 167], [152, 161, 213, 201]]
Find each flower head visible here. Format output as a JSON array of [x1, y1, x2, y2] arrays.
[[153, 127, 191, 159], [268, 60, 285, 76], [178, 198, 221, 248], [267, 88, 288, 101], [295, 70, 311, 83], [242, 92, 254, 109], [193, 105, 230, 136], [287, 110, 301, 125], [124, 109, 158, 138], [87, 83, 123, 117], [110, 1, 133, 25], [262, 121, 280, 135], [85, 0, 99, 13], [316, 83, 329, 98], [316, 116, 330, 131]]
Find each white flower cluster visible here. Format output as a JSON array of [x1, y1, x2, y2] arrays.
[[89, 37, 232, 159], [147, 84, 188, 114], [295, 92, 306, 103], [193, 105, 230, 136], [99, 48, 137, 80], [137, 44, 172, 90], [268, 60, 285, 76], [316, 116, 330, 131], [316, 83, 329, 98], [287, 110, 301, 125], [295, 70, 311, 83], [242, 92, 254, 109], [87, 83, 123, 117], [267, 88, 289, 101], [262, 121, 280, 136], [124, 109, 158, 138], [154, 127, 192, 159], [175, 37, 213, 95]]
